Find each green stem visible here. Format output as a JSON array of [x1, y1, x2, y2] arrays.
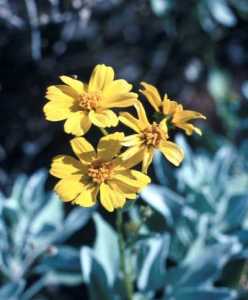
[[99, 124, 132, 297], [116, 209, 133, 300]]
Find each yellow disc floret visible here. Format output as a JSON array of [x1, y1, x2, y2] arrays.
[[142, 123, 164, 147], [79, 92, 101, 111], [88, 161, 113, 184]]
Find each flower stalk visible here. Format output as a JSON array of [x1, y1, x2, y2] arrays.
[[116, 209, 133, 300]]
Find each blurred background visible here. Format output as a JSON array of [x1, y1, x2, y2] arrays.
[[0, 1, 248, 300]]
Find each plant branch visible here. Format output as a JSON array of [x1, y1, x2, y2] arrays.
[[116, 209, 133, 300]]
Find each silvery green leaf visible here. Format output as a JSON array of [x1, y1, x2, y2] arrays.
[[183, 215, 209, 263], [93, 213, 119, 286], [175, 134, 193, 165], [42, 271, 82, 286], [138, 234, 170, 291], [0, 190, 5, 209], [8, 175, 27, 210], [36, 246, 80, 273], [2, 206, 18, 227], [235, 229, 248, 244], [57, 207, 94, 242], [227, 174, 248, 197], [153, 151, 172, 185], [21, 170, 48, 212], [167, 243, 239, 288], [141, 184, 183, 227], [221, 195, 248, 231], [211, 146, 234, 185], [30, 193, 63, 242], [81, 247, 114, 300], [0, 280, 26, 300], [133, 293, 153, 300], [166, 286, 237, 300], [169, 215, 197, 262], [20, 277, 47, 300]]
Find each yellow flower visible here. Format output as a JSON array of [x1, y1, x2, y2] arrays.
[[140, 82, 206, 136], [119, 103, 184, 173], [44, 64, 138, 136], [50, 132, 150, 212]]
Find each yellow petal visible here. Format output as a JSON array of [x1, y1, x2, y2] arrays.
[[130, 170, 151, 188], [54, 176, 84, 202], [46, 85, 76, 103], [97, 132, 124, 161], [64, 111, 91, 136], [159, 140, 184, 166], [135, 102, 150, 128], [122, 134, 143, 147], [113, 170, 145, 188], [110, 170, 150, 198], [159, 119, 169, 138], [54, 85, 79, 99], [108, 180, 137, 199], [100, 92, 138, 109], [173, 110, 206, 123], [73, 184, 98, 207], [103, 79, 132, 96], [43, 101, 73, 121], [192, 126, 202, 135], [140, 82, 162, 112], [176, 123, 202, 136], [60, 75, 84, 95], [119, 146, 144, 169], [89, 109, 119, 128], [162, 97, 178, 115], [142, 148, 154, 173], [45, 94, 75, 105], [70, 137, 96, 164], [100, 182, 125, 211], [101, 79, 137, 108], [88, 64, 114, 92], [119, 113, 144, 133], [50, 155, 85, 179]]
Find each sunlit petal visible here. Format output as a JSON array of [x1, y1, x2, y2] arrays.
[[142, 148, 154, 173], [43, 101, 73, 121], [70, 137, 96, 164], [60, 75, 84, 95], [89, 110, 119, 127], [119, 112, 144, 132], [50, 155, 86, 178], [97, 132, 124, 161], [54, 175, 84, 202], [88, 64, 114, 92], [73, 184, 98, 207], [159, 140, 184, 166], [135, 102, 150, 128], [140, 82, 161, 111], [64, 111, 91, 136], [100, 182, 125, 212]]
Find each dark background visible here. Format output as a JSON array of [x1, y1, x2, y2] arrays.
[[0, 1, 248, 299]]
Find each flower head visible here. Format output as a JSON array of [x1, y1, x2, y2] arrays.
[[140, 82, 206, 136], [44, 64, 138, 136], [50, 132, 150, 212], [119, 102, 184, 173]]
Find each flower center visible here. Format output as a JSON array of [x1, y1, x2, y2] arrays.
[[79, 92, 101, 110], [88, 161, 113, 184], [142, 123, 163, 147]]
